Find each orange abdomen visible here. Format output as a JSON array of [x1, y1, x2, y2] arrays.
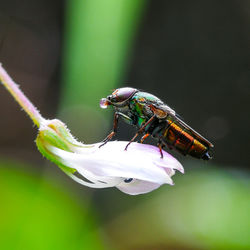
[[162, 122, 208, 159]]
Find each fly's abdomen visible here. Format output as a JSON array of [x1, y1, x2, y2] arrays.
[[162, 122, 208, 159]]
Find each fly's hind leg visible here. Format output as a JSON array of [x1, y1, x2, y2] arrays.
[[157, 140, 165, 158], [99, 112, 133, 148]]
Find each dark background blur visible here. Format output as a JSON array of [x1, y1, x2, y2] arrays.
[[128, 0, 250, 168], [0, 0, 249, 249], [127, 0, 250, 168]]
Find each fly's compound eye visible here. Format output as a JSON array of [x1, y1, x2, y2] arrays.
[[109, 87, 138, 104]]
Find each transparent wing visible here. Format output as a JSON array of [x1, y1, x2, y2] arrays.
[[148, 102, 214, 148]]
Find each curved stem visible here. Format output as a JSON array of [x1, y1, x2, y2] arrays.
[[0, 64, 44, 127]]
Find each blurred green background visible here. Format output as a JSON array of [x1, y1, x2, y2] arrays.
[[0, 0, 249, 249]]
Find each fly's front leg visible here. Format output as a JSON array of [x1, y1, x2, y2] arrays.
[[99, 112, 119, 148], [99, 112, 133, 148]]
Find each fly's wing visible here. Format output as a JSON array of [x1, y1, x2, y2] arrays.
[[143, 100, 176, 119], [149, 102, 214, 148]]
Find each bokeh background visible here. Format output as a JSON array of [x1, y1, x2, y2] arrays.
[[0, 0, 249, 249]]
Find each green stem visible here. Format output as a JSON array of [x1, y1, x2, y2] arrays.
[[0, 64, 44, 127]]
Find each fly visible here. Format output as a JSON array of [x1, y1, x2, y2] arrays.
[[100, 87, 214, 160]]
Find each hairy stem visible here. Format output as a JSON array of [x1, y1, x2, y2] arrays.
[[0, 64, 44, 127]]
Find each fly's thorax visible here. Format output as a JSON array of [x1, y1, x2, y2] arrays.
[[131, 92, 165, 119], [129, 95, 153, 117], [133, 91, 163, 104]]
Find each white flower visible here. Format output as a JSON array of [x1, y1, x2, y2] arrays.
[[37, 119, 184, 195], [50, 142, 184, 195]]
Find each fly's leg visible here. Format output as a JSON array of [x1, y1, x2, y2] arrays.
[[125, 115, 156, 150], [124, 133, 140, 150], [158, 143, 163, 158], [140, 133, 150, 143], [99, 112, 133, 148], [157, 140, 165, 158], [99, 112, 118, 148]]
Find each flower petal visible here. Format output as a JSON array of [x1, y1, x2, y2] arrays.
[[164, 168, 176, 177], [68, 173, 122, 188], [50, 142, 176, 185], [116, 179, 162, 195]]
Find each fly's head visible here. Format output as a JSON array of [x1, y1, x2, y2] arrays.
[[100, 87, 138, 109]]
